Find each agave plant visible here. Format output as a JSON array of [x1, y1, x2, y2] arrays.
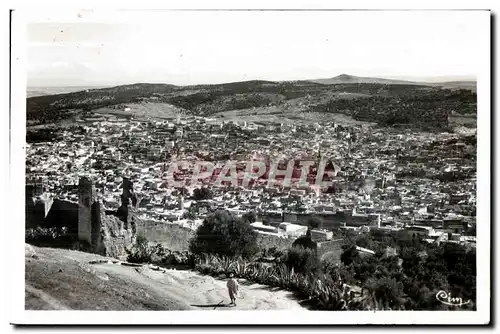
[[253, 263, 272, 284], [272, 263, 294, 289], [216, 255, 234, 274], [232, 257, 250, 277]]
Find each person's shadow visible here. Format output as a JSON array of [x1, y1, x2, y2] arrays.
[[190, 302, 235, 310]]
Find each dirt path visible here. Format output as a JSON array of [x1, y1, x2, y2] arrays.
[[25, 246, 307, 311], [94, 263, 306, 310]]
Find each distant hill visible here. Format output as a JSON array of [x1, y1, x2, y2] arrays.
[[309, 74, 421, 86], [27, 86, 111, 98], [430, 81, 477, 91], [308, 74, 476, 91]]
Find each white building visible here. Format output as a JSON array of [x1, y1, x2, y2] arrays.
[[310, 229, 333, 243], [279, 222, 308, 238]]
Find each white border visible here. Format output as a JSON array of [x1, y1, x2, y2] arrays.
[[7, 2, 491, 326]]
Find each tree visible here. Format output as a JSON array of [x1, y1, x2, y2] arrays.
[[355, 233, 373, 249], [189, 210, 259, 259], [292, 230, 317, 250], [242, 211, 257, 224], [281, 246, 321, 274], [306, 216, 322, 230], [364, 277, 406, 309], [341, 245, 360, 266], [193, 187, 213, 201]]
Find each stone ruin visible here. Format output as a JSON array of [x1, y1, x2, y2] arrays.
[[78, 176, 138, 260]]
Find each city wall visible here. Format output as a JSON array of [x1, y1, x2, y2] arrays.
[[316, 238, 344, 265], [25, 178, 137, 260], [260, 211, 377, 230], [44, 199, 79, 236]]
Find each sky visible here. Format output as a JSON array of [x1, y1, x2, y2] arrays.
[[24, 10, 488, 87]]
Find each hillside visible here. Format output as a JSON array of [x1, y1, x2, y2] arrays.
[[26, 77, 477, 129], [25, 245, 306, 311], [431, 81, 477, 91]]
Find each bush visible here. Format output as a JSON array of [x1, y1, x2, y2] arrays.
[[242, 211, 257, 224], [189, 210, 259, 259], [292, 231, 317, 250], [126, 236, 195, 267], [340, 245, 360, 266], [192, 187, 213, 200], [306, 216, 322, 229], [126, 234, 155, 263], [364, 277, 406, 309], [281, 246, 321, 274], [25, 226, 74, 248]]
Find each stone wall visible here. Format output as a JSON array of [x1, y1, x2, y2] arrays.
[[316, 238, 344, 265], [25, 185, 55, 230], [136, 221, 194, 251], [26, 177, 137, 260], [91, 177, 138, 259], [44, 199, 79, 237], [259, 212, 375, 230], [256, 234, 294, 251], [97, 205, 137, 260]]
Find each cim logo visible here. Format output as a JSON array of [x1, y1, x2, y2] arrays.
[[435, 290, 472, 307]]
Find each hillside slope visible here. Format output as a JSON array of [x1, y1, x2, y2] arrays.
[[25, 245, 306, 311], [26, 77, 476, 129]]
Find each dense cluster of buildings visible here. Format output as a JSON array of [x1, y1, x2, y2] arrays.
[[26, 110, 477, 249]]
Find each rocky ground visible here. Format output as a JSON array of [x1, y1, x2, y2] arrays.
[[25, 245, 307, 311]]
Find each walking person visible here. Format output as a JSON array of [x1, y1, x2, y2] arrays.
[[227, 273, 240, 306]]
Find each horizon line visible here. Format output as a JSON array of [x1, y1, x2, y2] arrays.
[[27, 73, 477, 88]]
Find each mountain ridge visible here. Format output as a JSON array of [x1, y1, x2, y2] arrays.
[[307, 74, 476, 89]]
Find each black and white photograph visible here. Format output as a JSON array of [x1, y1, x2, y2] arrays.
[[7, 3, 491, 326]]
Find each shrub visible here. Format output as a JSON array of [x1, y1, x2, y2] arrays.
[[190, 252, 369, 310], [281, 246, 321, 274], [126, 234, 155, 263], [340, 244, 360, 266], [242, 211, 257, 224], [364, 277, 406, 309], [25, 226, 74, 248], [292, 231, 317, 250], [192, 187, 213, 200], [306, 216, 322, 229]]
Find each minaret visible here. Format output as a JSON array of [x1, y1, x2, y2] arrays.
[[78, 177, 96, 246]]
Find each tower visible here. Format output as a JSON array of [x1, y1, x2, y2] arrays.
[[78, 177, 96, 246]]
